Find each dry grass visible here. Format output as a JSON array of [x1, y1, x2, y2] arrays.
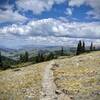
[[0, 51, 100, 100], [0, 62, 49, 100], [53, 51, 100, 100]]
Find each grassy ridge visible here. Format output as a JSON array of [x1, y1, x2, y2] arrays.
[[0, 61, 49, 100], [53, 51, 100, 100]]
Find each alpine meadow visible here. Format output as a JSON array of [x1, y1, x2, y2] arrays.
[[0, 0, 100, 100]]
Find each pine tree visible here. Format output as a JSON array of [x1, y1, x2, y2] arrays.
[[40, 53, 44, 62], [0, 51, 3, 67], [90, 42, 93, 51], [24, 51, 29, 62], [61, 47, 64, 56], [35, 55, 39, 63], [48, 52, 54, 60], [82, 41, 85, 53], [20, 54, 23, 62], [93, 46, 95, 51], [76, 42, 79, 55], [36, 52, 43, 63], [76, 40, 82, 55], [38, 52, 41, 62]]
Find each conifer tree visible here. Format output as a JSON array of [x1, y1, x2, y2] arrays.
[[20, 54, 23, 62], [76, 40, 82, 55], [24, 51, 29, 62], [36, 52, 43, 63], [76, 42, 79, 55], [38, 52, 41, 62], [40, 53, 44, 62], [90, 42, 93, 51], [48, 52, 54, 60], [0, 51, 2, 67], [35, 55, 39, 63], [82, 41, 85, 53], [61, 47, 64, 56], [93, 46, 95, 51]]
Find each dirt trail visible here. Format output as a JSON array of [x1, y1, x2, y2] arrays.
[[40, 61, 57, 100], [40, 61, 71, 100]]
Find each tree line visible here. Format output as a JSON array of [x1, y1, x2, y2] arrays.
[[19, 48, 65, 64], [0, 41, 97, 70], [76, 40, 95, 55], [0, 46, 66, 70]]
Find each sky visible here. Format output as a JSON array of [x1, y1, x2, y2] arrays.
[[0, 0, 100, 48]]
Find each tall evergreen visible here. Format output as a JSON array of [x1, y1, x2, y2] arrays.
[[20, 54, 23, 62], [0, 51, 2, 67], [24, 51, 29, 62], [82, 41, 85, 53], [76, 40, 82, 55], [48, 52, 54, 60], [76, 40, 86, 55], [76, 42, 79, 55], [36, 52, 44, 63], [93, 46, 95, 51], [90, 42, 93, 51], [38, 52, 41, 62], [40, 53, 44, 62], [35, 55, 39, 63], [61, 47, 64, 56]]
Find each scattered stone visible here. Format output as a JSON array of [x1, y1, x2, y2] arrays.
[[22, 88, 27, 93], [62, 89, 68, 94], [43, 94, 47, 97], [55, 90, 62, 95], [92, 90, 100, 95], [52, 63, 59, 68], [70, 96, 74, 100]]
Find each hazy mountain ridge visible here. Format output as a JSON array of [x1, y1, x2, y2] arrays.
[[0, 45, 73, 60]]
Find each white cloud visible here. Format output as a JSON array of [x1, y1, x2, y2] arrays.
[[0, 6, 27, 23], [16, 0, 66, 14], [0, 18, 100, 47], [69, 0, 85, 7], [16, 0, 100, 19], [0, 18, 100, 38], [68, 0, 100, 19], [65, 8, 73, 16]]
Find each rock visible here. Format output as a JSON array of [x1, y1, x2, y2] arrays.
[[62, 89, 68, 94], [70, 96, 74, 99], [92, 90, 100, 95], [55, 90, 62, 95]]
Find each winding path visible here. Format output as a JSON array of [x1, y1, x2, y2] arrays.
[[40, 60, 71, 100], [40, 61, 57, 100]]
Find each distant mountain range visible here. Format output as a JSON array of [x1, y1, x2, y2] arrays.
[[0, 46, 17, 52], [0, 44, 100, 52], [0, 45, 72, 60], [0, 45, 68, 52], [0, 45, 59, 58]]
